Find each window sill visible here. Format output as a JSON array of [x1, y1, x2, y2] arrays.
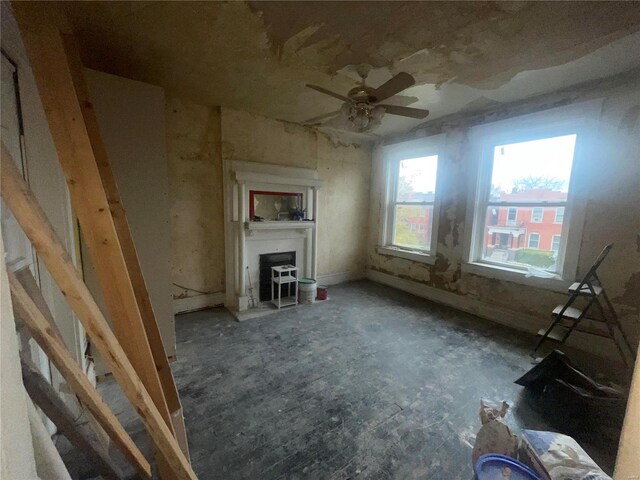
[[461, 261, 570, 292], [377, 246, 437, 265]]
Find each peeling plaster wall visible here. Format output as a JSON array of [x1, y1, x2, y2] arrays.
[[368, 78, 640, 360], [167, 99, 225, 301], [221, 108, 372, 280], [167, 104, 371, 305]]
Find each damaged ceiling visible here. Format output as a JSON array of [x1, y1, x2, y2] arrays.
[[57, 1, 640, 138]]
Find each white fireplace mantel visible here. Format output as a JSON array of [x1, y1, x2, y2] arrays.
[[245, 221, 316, 232], [223, 160, 324, 314]]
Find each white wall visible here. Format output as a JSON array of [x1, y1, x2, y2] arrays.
[[82, 68, 175, 374]]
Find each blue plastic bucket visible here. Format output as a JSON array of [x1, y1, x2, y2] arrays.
[[474, 454, 541, 480]]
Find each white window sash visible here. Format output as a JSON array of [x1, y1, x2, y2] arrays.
[[463, 100, 601, 281], [532, 207, 543, 222], [380, 134, 445, 257], [389, 201, 435, 252]]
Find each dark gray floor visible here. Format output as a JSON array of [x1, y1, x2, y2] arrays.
[[61, 280, 621, 479]]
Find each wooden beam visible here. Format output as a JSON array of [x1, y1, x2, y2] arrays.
[[21, 355, 124, 480], [15, 266, 113, 459], [10, 1, 180, 464], [60, 33, 190, 460], [7, 268, 150, 478], [0, 147, 196, 480], [14, 267, 64, 339]]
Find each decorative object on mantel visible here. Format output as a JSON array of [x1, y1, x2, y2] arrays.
[[271, 265, 298, 309], [291, 207, 307, 221]]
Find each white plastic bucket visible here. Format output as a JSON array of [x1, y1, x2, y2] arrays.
[[298, 278, 317, 304]]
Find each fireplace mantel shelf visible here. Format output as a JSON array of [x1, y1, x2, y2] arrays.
[[245, 221, 316, 231]]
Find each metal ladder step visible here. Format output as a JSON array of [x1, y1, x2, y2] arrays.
[[552, 305, 583, 319], [568, 282, 602, 297], [537, 326, 565, 342], [537, 322, 611, 341]]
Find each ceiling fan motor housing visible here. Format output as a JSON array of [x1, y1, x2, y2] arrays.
[[347, 85, 377, 103]]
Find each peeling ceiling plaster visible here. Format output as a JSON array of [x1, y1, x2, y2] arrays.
[[58, 1, 640, 139]]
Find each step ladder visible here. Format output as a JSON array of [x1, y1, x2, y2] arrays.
[[533, 244, 635, 367]]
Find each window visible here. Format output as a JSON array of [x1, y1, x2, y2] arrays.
[[389, 155, 438, 252], [531, 207, 543, 223], [471, 132, 577, 273], [379, 135, 444, 262], [464, 102, 598, 284]]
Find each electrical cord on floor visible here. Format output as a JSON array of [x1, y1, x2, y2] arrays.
[[172, 282, 214, 295]]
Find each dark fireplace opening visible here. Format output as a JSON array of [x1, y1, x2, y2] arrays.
[[259, 251, 296, 302]]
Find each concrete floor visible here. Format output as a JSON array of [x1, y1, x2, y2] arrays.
[[61, 280, 621, 479]]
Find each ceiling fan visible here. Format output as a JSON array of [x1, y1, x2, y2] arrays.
[[304, 65, 429, 132]]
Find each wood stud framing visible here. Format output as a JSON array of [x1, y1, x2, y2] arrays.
[[21, 355, 124, 480], [10, 3, 194, 478], [60, 34, 190, 460], [6, 267, 151, 478], [1, 144, 195, 479]]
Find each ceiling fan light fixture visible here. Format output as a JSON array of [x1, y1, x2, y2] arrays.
[[350, 104, 372, 131], [352, 109, 369, 130]]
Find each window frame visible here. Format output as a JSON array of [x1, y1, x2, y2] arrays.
[[378, 134, 445, 264], [555, 207, 565, 224], [531, 207, 543, 223], [528, 232, 540, 249], [462, 101, 599, 288], [551, 234, 561, 253], [506, 207, 518, 226]]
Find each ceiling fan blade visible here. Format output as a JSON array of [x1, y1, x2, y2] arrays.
[[306, 84, 350, 102], [378, 104, 430, 119], [373, 72, 416, 102], [303, 110, 342, 124]]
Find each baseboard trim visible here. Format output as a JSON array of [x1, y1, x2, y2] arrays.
[[173, 292, 226, 315], [366, 269, 623, 364], [367, 269, 541, 333], [317, 271, 365, 286]]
